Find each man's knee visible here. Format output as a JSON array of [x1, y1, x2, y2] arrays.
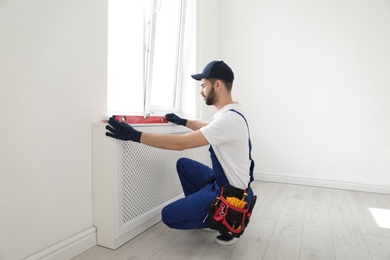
[[176, 157, 189, 170], [161, 204, 178, 228]]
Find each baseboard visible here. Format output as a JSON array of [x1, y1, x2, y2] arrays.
[[254, 172, 390, 194], [25, 227, 97, 260]]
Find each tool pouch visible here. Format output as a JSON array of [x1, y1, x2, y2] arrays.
[[207, 187, 257, 238]]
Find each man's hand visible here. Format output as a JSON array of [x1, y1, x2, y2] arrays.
[[165, 113, 187, 126], [105, 116, 142, 142]]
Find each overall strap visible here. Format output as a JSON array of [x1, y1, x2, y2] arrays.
[[229, 109, 255, 183]]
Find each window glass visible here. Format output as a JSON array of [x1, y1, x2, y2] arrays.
[[149, 0, 183, 110], [107, 1, 144, 114]]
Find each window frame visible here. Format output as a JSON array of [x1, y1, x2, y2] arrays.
[[144, 0, 186, 116]]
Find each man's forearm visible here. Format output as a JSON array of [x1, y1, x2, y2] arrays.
[[185, 120, 208, 131], [140, 132, 184, 151]]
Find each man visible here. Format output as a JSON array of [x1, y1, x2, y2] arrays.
[[106, 60, 255, 245]]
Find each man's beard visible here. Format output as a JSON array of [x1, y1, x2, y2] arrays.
[[205, 84, 217, 105]]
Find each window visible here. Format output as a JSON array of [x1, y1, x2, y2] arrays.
[[107, 0, 184, 116]]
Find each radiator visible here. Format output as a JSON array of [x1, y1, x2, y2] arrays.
[[92, 124, 210, 249]]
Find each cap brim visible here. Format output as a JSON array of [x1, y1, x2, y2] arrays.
[[191, 73, 206, 81]]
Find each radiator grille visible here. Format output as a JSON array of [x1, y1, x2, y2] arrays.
[[122, 133, 193, 223]]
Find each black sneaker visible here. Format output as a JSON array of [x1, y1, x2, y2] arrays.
[[215, 234, 237, 245]]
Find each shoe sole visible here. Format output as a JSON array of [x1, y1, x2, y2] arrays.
[[215, 237, 237, 246]]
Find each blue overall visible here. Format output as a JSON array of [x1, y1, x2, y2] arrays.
[[161, 110, 254, 230]]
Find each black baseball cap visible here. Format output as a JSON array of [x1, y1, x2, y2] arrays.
[[191, 60, 234, 83]]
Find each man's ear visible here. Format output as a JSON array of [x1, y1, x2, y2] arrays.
[[215, 79, 223, 91]]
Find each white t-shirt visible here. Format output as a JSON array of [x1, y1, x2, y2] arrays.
[[200, 102, 251, 189]]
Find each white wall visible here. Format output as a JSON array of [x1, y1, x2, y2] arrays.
[[0, 1, 107, 259], [1, 0, 389, 258], [219, 0, 390, 190]]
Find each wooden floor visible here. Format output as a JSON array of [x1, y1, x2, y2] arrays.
[[72, 181, 390, 260]]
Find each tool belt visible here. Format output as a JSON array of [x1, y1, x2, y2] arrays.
[[206, 186, 257, 238]]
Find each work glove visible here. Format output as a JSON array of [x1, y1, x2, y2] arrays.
[[165, 113, 187, 126], [105, 116, 142, 142]]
